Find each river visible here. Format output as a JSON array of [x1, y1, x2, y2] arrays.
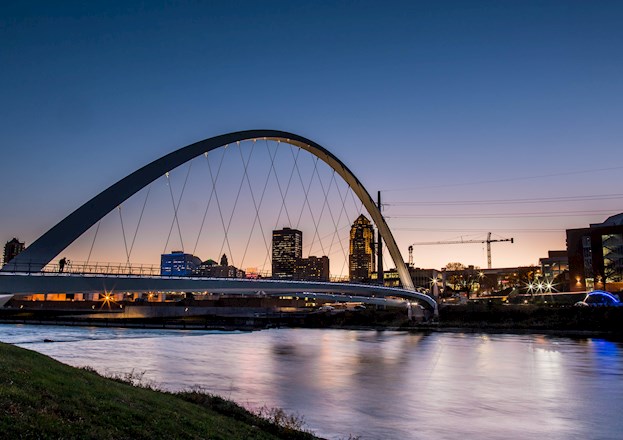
[[1, 325, 622, 440]]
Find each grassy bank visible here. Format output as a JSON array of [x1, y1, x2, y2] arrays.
[[0, 342, 319, 440]]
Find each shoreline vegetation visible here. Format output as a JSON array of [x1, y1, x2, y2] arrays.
[[0, 342, 324, 440], [2, 303, 623, 338]]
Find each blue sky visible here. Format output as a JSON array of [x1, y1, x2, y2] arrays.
[[2, 0, 622, 271]]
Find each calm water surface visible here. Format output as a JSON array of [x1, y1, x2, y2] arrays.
[[1, 324, 622, 440]]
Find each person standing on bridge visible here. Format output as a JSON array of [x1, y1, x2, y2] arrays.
[[59, 257, 67, 273]]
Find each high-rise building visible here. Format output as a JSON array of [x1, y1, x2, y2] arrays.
[[294, 255, 330, 281], [160, 251, 202, 276], [349, 214, 375, 282], [272, 227, 302, 279], [3, 238, 25, 267], [567, 213, 623, 292]]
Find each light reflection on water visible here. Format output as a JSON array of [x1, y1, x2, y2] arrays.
[[2, 324, 623, 440]]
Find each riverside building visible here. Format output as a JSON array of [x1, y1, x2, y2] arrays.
[[2, 238, 25, 268], [539, 250, 569, 283], [294, 255, 330, 281], [194, 254, 245, 278], [160, 251, 202, 276], [567, 213, 623, 292]]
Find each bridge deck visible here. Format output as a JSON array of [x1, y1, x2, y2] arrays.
[[0, 272, 437, 312]]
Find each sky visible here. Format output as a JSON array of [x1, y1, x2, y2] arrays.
[[1, 0, 622, 273]]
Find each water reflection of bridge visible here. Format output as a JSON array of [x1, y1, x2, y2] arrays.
[[1, 130, 437, 314]]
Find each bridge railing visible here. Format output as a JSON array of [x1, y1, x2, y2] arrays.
[[1, 260, 161, 276], [1, 259, 352, 282]]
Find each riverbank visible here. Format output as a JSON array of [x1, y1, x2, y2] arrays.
[[300, 303, 623, 336], [436, 303, 623, 334], [0, 342, 320, 440], [2, 302, 623, 338]]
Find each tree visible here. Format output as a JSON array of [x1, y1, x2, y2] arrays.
[[444, 263, 468, 294], [445, 262, 465, 271]]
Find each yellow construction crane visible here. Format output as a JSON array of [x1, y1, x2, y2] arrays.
[[412, 232, 514, 269]]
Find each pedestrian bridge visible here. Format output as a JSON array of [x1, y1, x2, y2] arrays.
[[1, 129, 438, 315], [0, 271, 438, 313]]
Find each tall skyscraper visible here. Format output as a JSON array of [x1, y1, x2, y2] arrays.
[[272, 227, 302, 279], [349, 214, 375, 282], [3, 238, 25, 267]]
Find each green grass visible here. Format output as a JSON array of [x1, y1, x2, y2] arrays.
[[0, 342, 319, 440]]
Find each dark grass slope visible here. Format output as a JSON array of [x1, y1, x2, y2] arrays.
[[0, 342, 319, 440]]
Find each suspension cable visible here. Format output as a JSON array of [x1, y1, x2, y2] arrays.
[[292, 152, 326, 257], [192, 151, 227, 256], [128, 184, 151, 261], [316, 170, 348, 264], [218, 141, 252, 267], [304, 157, 327, 257], [85, 221, 101, 267], [263, 142, 301, 273], [266, 140, 292, 227], [163, 162, 192, 254], [239, 139, 276, 270], [207, 147, 231, 263], [332, 178, 354, 278], [331, 177, 357, 276], [293, 150, 314, 229], [273, 143, 299, 229], [118, 205, 130, 264], [163, 173, 176, 253]]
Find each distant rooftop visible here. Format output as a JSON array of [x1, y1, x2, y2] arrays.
[[590, 213, 623, 228]]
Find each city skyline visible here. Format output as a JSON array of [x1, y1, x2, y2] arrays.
[[2, 1, 622, 270]]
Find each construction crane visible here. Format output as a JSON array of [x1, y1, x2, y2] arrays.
[[412, 232, 514, 269]]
